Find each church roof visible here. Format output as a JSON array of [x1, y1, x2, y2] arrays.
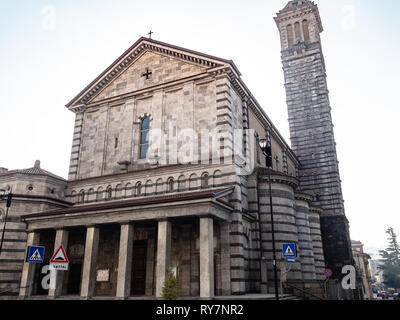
[[0, 160, 66, 181]]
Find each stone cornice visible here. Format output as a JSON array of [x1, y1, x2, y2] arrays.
[[257, 169, 299, 189], [309, 206, 323, 215], [294, 192, 314, 203]]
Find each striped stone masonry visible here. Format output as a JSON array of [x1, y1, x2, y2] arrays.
[[258, 171, 302, 290], [309, 206, 325, 280], [68, 112, 84, 181], [229, 180, 246, 295], [294, 193, 316, 281], [215, 75, 234, 157]]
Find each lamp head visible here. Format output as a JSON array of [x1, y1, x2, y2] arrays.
[[258, 139, 268, 150]]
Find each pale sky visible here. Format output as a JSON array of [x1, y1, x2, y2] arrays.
[[0, 0, 399, 254]]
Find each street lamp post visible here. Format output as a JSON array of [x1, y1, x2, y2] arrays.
[[0, 189, 13, 256], [259, 138, 280, 301]]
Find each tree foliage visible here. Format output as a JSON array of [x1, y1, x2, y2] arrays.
[[379, 228, 400, 289], [162, 267, 179, 300]]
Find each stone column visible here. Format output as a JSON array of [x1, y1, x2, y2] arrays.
[[19, 232, 40, 299], [116, 223, 134, 299], [48, 229, 69, 299], [200, 217, 214, 299], [80, 226, 99, 299], [155, 220, 171, 298]]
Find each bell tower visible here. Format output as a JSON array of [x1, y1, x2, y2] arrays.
[[275, 1, 354, 283]]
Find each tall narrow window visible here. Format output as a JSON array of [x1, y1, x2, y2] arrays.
[[140, 117, 150, 159], [114, 137, 119, 149], [255, 132, 260, 164], [294, 22, 301, 43], [287, 25, 294, 48], [106, 187, 113, 200], [79, 191, 85, 204], [201, 173, 209, 189], [167, 178, 174, 193], [302, 20, 310, 43], [136, 182, 142, 197]]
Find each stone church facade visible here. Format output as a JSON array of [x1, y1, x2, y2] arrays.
[[0, 1, 355, 300]]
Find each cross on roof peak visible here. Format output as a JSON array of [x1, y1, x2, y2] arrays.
[[148, 30, 153, 39]]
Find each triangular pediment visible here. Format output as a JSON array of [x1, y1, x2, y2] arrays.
[[91, 51, 208, 103], [67, 38, 236, 109]]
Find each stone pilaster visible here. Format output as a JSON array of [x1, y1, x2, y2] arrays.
[[80, 226, 99, 299], [68, 112, 84, 180], [229, 184, 246, 295], [215, 74, 234, 160], [219, 221, 231, 296]]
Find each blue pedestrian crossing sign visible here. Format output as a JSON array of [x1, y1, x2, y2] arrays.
[[282, 243, 296, 258], [26, 246, 45, 263]]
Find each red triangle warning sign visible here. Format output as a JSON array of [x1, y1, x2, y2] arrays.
[[50, 245, 69, 264]]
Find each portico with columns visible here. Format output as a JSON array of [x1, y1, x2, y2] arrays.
[[18, 189, 233, 300]]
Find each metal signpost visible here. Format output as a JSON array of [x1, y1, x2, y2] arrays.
[[281, 243, 297, 296]]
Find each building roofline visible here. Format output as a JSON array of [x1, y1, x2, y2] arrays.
[[21, 187, 234, 220]]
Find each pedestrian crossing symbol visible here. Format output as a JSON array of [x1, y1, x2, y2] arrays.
[[282, 243, 296, 258], [26, 246, 45, 263]]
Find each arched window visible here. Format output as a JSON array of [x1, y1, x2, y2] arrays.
[[145, 180, 153, 195], [167, 178, 174, 193], [115, 184, 123, 199], [79, 190, 85, 204], [106, 186, 113, 200], [287, 24, 294, 48], [140, 117, 150, 159], [156, 179, 164, 194], [125, 183, 133, 198], [178, 175, 186, 191], [302, 19, 310, 43], [189, 174, 198, 191], [88, 188, 95, 202], [136, 182, 142, 197], [201, 173, 209, 189], [213, 170, 222, 188], [294, 22, 301, 43], [96, 187, 104, 201]]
